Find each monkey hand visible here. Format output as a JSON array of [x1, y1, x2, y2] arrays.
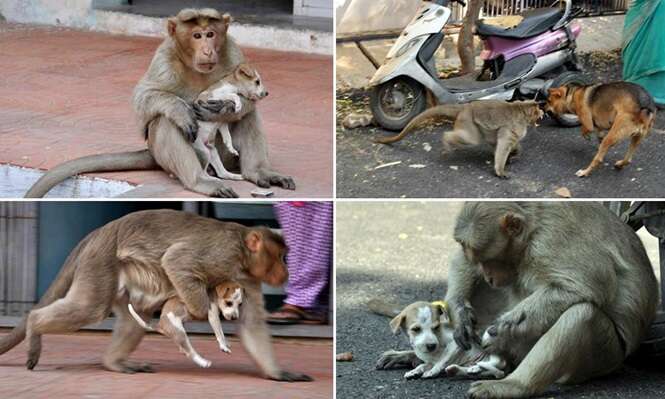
[[167, 103, 199, 142], [193, 99, 237, 121], [482, 310, 526, 353], [453, 303, 479, 350], [270, 370, 314, 382]]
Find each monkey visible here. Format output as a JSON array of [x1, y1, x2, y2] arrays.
[[192, 63, 268, 181], [0, 209, 311, 382], [377, 202, 658, 398], [374, 101, 544, 178], [24, 8, 295, 198]]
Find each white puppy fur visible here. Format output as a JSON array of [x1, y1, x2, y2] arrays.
[[128, 283, 243, 367], [390, 301, 507, 380]]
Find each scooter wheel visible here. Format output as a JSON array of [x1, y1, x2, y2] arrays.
[[370, 77, 427, 131], [548, 72, 591, 127]]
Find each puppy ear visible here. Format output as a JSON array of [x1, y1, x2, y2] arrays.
[[499, 212, 525, 237], [432, 301, 451, 325], [237, 63, 255, 79], [244, 230, 263, 252], [389, 312, 406, 335]]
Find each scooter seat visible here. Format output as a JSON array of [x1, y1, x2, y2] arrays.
[[475, 7, 563, 39]]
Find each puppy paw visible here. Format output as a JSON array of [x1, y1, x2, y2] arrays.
[[575, 169, 589, 177], [220, 344, 232, 354], [192, 354, 212, 368], [445, 365, 460, 376], [421, 368, 442, 379], [404, 369, 423, 380], [614, 160, 630, 169]]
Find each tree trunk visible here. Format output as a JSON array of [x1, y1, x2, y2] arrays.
[[457, 0, 483, 75]]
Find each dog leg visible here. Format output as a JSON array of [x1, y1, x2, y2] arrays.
[[208, 303, 231, 353], [162, 311, 211, 368], [614, 134, 643, 169], [576, 114, 631, 177]]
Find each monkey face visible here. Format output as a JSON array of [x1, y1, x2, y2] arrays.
[[245, 229, 289, 287], [479, 260, 518, 288], [167, 11, 232, 74], [217, 286, 243, 320]]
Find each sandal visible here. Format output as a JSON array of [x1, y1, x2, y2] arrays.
[[268, 304, 326, 325]]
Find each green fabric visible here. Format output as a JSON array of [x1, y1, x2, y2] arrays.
[[622, 0, 665, 103]]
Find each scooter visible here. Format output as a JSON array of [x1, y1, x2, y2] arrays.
[[369, 0, 587, 130]]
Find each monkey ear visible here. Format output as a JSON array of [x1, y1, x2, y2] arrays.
[[222, 13, 233, 25], [500, 212, 526, 237], [389, 312, 406, 335], [167, 18, 178, 37], [245, 230, 263, 253]]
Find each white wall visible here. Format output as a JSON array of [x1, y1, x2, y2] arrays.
[[336, 0, 421, 34]]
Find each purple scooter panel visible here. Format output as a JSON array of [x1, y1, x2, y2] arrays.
[[481, 23, 581, 61]]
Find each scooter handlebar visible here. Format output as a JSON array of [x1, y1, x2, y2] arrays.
[[431, 0, 465, 7]]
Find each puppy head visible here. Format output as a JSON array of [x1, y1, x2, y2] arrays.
[[234, 63, 268, 101], [545, 86, 570, 115], [389, 301, 452, 361], [215, 281, 243, 320]]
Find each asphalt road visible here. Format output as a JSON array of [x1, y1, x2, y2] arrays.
[[336, 51, 665, 198], [335, 202, 665, 398]]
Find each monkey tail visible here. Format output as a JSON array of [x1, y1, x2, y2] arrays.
[[127, 304, 154, 331], [367, 298, 402, 318], [25, 149, 158, 198], [0, 240, 80, 355], [374, 104, 465, 144]]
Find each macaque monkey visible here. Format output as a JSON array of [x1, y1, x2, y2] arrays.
[[378, 202, 658, 398], [193, 63, 268, 180], [25, 8, 294, 198], [0, 209, 311, 382], [128, 281, 243, 368], [375, 101, 543, 178]]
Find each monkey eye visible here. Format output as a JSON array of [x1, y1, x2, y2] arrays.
[[193, 32, 202, 39], [225, 301, 233, 307], [255, 79, 260, 86], [206, 31, 215, 38]]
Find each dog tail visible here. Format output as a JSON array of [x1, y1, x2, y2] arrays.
[[367, 298, 402, 318], [128, 304, 155, 331], [374, 104, 464, 144]]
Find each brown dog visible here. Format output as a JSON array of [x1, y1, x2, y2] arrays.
[[546, 81, 657, 177]]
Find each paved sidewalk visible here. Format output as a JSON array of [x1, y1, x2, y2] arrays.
[[0, 331, 333, 399], [0, 23, 333, 198]]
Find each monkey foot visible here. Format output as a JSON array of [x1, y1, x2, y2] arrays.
[[468, 379, 530, 399], [26, 355, 40, 370], [270, 370, 314, 382], [104, 360, 154, 374]]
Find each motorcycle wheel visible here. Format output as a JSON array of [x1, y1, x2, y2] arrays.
[[548, 72, 591, 127], [370, 77, 427, 131]]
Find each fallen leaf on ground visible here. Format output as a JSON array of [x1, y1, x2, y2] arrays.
[[449, 165, 459, 171], [409, 164, 426, 168], [554, 187, 572, 198], [423, 143, 432, 152], [336, 352, 354, 362]]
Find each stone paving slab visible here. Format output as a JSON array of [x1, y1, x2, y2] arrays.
[[0, 23, 333, 198], [0, 331, 333, 399]]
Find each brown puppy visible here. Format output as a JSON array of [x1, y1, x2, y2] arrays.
[[546, 81, 657, 177]]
